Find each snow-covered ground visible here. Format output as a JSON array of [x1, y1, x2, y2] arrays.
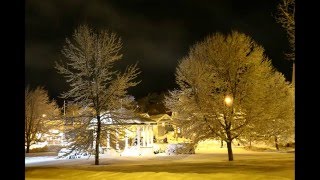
[[25, 147, 294, 179], [25, 156, 57, 164]]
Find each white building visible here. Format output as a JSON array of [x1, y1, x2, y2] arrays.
[[89, 109, 157, 155]]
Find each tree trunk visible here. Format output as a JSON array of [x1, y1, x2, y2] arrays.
[[292, 62, 295, 86], [95, 115, 101, 165], [26, 141, 30, 153], [226, 141, 233, 161], [226, 131, 233, 161], [220, 139, 223, 148], [224, 113, 233, 161], [275, 136, 279, 151]]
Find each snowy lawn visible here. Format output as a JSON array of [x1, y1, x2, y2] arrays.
[[26, 148, 294, 180]]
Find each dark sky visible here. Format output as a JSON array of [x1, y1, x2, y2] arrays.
[[26, 0, 292, 106]]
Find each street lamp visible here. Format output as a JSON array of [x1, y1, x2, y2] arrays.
[[224, 95, 233, 107]]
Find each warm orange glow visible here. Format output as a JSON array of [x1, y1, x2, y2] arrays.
[[224, 96, 233, 106], [42, 114, 47, 118]]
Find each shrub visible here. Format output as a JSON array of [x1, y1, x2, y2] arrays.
[[166, 143, 195, 155], [29, 146, 49, 153], [47, 145, 65, 152]]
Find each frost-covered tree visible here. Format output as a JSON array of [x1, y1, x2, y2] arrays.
[[243, 72, 294, 150], [25, 86, 60, 153], [55, 25, 140, 165], [62, 102, 98, 156], [275, 0, 296, 149], [165, 31, 289, 161], [62, 96, 138, 158], [137, 92, 168, 115]]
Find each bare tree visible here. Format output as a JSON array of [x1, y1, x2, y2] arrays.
[[165, 31, 292, 161], [275, 0, 295, 84], [55, 25, 140, 165], [276, 0, 295, 60], [25, 86, 60, 153]]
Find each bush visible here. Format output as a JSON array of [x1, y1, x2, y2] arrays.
[[285, 142, 295, 148], [29, 146, 49, 153], [28, 145, 66, 153], [47, 145, 65, 152], [154, 148, 166, 154], [165, 125, 175, 132], [153, 143, 168, 154], [166, 143, 195, 155], [243, 146, 272, 152]]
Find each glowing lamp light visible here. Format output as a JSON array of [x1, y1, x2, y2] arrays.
[[224, 96, 233, 106]]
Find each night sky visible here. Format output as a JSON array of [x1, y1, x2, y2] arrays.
[[26, 0, 292, 106]]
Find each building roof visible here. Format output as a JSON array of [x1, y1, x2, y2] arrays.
[[90, 110, 157, 126], [149, 114, 172, 123]]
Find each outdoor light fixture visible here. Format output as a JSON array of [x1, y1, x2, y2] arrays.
[[224, 96, 233, 106]]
